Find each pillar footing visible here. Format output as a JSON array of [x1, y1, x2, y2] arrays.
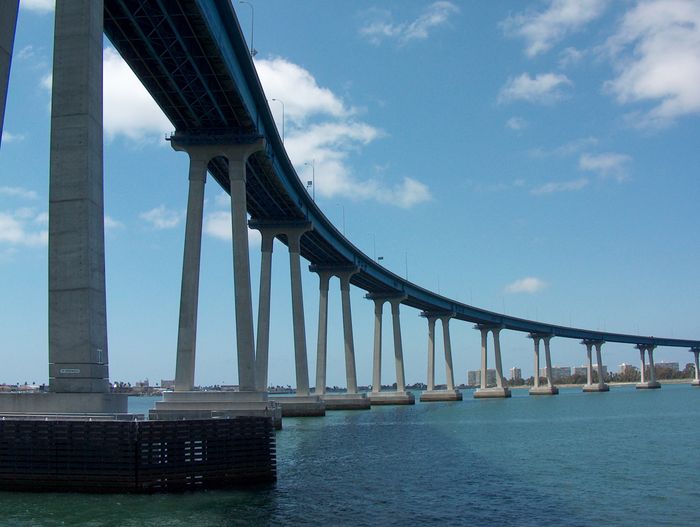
[[474, 387, 511, 399], [368, 391, 415, 405], [419, 389, 463, 402], [0, 393, 128, 414], [528, 385, 559, 396], [692, 380, 700, 387], [150, 391, 281, 429], [582, 384, 609, 392], [269, 395, 325, 417], [322, 393, 371, 411], [636, 381, 661, 390]]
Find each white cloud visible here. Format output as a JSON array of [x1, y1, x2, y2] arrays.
[[603, 0, 700, 127], [506, 117, 527, 130], [103, 48, 172, 142], [0, 186, 37, 199], [579, 152, 631, 181], [502, 0, 608, 57], [529, 136, 598, 158], [1, 131, 26, 143], [531, 178, 589, 195], [16, 45, 36, 61], [20, 0, 55, 14], [104, 215, 124, 230], [504, 277, 548, 294], [40, 73, 51, 91], [256, 57, 431, 207], [499, 73, 572, 104], [558, 47, 586, 68], [359, 2, 459, 45], [0, 208, 48, 247], [139, 205, 182, 230], [203, 210, 261, 247]]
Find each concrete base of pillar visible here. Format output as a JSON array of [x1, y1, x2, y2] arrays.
[[0, 392, 128, 414], [473, 387, 511, 399], [322, 393, 371, 411], [419, 389, 463, 402], [582, 384, 610, 392], [636, 381, 661, 389], [690, 380, 700, 387], [269, 395, 325, 417], [150, 391, 282, 429], [367, 391, 415, 405], [528, 385, 559, 396]]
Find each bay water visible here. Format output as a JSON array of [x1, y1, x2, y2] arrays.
[[1, 384, 698, 526]]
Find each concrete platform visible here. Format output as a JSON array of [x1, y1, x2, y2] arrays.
[[419, 389, 463, 402], [367, 391, 415, 405], [322, 393, 371, 411], [269, 395, 325, 417], [0, 392, 128, 414], [529, 385, 559, 395], [150, 391, 282, 429], [636, 381, 661, 389], [473, 387, 511, 399], [691, 380, 700, 387], [582, 383, 610, 392]]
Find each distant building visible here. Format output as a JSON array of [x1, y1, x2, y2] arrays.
[[510, 367, 522, 381], [161, 379, 175, 390], [619, 363, 638, 374], [467, 369, 497, 387], [539, 366, 571, 382], [573, 365, 607, 378], [655, 361, 679, 372]]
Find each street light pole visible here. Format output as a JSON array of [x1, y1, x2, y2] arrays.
[[304, 159, 315, 201], [271, 98, 284, 143], [239, 1, 258, 57]]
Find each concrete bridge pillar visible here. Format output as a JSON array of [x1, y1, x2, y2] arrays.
[[366, 294, 414, 405], [691, 348, 700, 387], [635, 344, 660, 389], [528, 334, 558, 395], [252, 229, 276, 392], [474, 325, 510, 398], [173, 154, 209, 391], [309, 266, 368, 410], [419, 313, 461, 402], [0, 0, 19, 149], [582, 340, 609, 392]]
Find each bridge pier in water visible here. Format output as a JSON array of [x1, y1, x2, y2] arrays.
[[473, 325, 511, 398], [581, 340, 609, 392], [636, 344, 661, 389], [366, 294, 415, 405], [691, 348, 700, 387], [528, 334, 559, 395], [420, 313, 462, 401], [150, 138, 279, 423], [310, 266, 370, 410]]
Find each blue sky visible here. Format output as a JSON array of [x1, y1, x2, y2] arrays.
[[1, 0, 699, 387]]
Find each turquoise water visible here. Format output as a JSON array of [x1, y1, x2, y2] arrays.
[[1, 384, 699, 526]]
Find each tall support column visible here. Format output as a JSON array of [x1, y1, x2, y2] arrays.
[[0, 0, 19, 149], [441, 316, 455, 391], [284, 227, 312, 396], [585, 342, 594, 386], [479, 327, 489, 389], [426, 317, 437, 391], [390, 298, 406, 393], [639, 345, 647, 384], [227, 142, 265, 392], [254, 229, 276, 392], [594, 342, 605, 388], [692, 348, 700, 386], [582, 340, 609, 392], [532, 336, 541, 389], [492, 328, 505, 389], [529, 333, 558, 395], [647, 345, 657, 384], [174, 155, 209, 391], [338, 270, 359, 394], [371, 299, 384, 394], [314, 271, 331, 395], [48, 0, 109, 393]]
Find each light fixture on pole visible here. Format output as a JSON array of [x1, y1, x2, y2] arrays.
[[271, 98, 284, 143], [304, 159, 315, 201], [239, 1, 258, 57]]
